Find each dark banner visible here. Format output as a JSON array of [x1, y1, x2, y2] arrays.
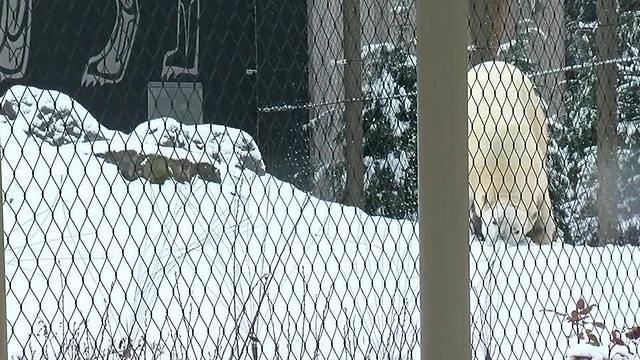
[[0, 0, 309, 185]]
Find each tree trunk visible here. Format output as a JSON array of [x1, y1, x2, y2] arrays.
[[594, 0, 619, 246], [342, 0, 364, 208], [308, 0, 345, 201], [469, 0, 506, 66], [539, 0, 566, 121]]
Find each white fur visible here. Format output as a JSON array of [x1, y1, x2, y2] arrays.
[[480, 200, 532, 246], [468, 61, 556, 244]]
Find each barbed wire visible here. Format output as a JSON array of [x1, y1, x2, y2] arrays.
[[257, 56, 640, 115], [257, 92, 417, 114], [530, 56, 640, 77]]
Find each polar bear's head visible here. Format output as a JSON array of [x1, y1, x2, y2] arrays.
[[480, 200, 534, 246]]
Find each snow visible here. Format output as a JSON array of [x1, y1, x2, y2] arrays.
[[610, 346, 634, 360], [566, 344, 633, 360], [361, 42, 396, 58], [364, 150, 410, 188], [366, 68, 412, 139], [498, 39, 518, 54], [566, 343, 609, 360], [619, 120, 640, 139], [2, 87, 640, 360], [578, 21, 598, 30]]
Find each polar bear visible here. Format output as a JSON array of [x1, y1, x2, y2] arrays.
[[468, 61, 556, 244]]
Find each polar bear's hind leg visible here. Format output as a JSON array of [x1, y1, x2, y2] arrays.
[[529, 192, 556, 244]]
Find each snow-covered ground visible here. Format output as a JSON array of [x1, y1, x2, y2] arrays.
[[1, 86, 640, 360]]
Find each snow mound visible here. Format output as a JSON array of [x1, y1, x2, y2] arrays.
[[1, 103, 419, 360], [1, 85, 113, 145], [0, 86, 266, 181]]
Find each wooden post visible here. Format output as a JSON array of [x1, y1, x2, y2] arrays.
[[417, 0, 470, 359]]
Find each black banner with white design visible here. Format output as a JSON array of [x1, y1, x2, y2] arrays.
[[0, 0, 309, 183]]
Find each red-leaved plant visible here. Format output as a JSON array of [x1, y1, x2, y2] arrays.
[[544, 297, 640, 359], [544, 297, 605, 346]]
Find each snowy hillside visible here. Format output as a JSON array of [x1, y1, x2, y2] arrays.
[[1, 86, 640, 360]]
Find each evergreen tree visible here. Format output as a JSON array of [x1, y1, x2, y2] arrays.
[[316, 0, 640, 244], [316, 42, 417, 220], [359, 44, 417, 219], [557, 0, 640, 244]]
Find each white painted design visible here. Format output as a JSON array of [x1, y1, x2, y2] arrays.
[[162, 0, 200, 80], [0, 0, 32, 82], [81, 0, 139, 87]]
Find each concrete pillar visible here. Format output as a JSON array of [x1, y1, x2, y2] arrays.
[[0, 158, 6, 359], [416, 0, 470, 358]]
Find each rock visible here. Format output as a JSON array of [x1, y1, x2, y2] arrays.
[[96, 150, 221, 185], [1, 98, 17, 120]]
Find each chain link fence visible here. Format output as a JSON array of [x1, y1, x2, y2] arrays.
[[467, 1, 640, 359], [0, 0, 639, 359]]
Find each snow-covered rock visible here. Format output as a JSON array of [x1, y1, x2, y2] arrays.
[[128, 117, 265, 175], [91, 117, 266, 181]]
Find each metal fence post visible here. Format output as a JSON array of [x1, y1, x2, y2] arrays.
[[417, 0, 470, 359], [0, 157, 6, 360]]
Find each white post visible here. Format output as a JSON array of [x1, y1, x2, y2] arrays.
[[0, 156, 6, 359], [416, 0, 470, 359]]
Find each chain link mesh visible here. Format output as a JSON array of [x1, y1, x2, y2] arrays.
[[0, 0, 638, 359]]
